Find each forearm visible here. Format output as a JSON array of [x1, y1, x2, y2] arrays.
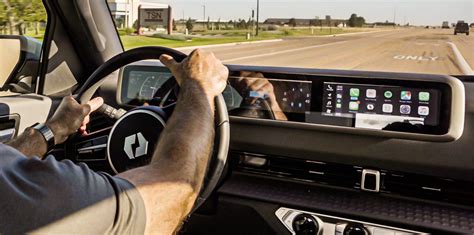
[[119, 82, 215, 234], [6, 127, 48, 158]]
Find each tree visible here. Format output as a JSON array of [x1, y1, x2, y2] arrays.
[[186, 18, 194, 32], [289, 18, 297, 27], [348, 13, 366, 27], [1, 0, 47, 35]]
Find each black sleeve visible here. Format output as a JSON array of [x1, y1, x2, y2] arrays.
[[0, 144, 146, 234]]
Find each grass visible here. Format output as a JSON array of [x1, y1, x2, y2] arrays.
[[121, 35, 271, 50], [122, 27, 371, 50]]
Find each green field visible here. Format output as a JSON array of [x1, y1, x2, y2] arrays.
[[122, 28, 369, 50], [3, 27, 371, 50]]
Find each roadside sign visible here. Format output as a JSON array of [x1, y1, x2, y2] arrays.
[[138, 5, 173, 35], [140, 8, 169, 26]]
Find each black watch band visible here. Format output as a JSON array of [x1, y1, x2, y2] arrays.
[[31, 123, 55, 150]]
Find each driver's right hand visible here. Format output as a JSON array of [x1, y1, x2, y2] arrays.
[[159, 49, 229, 100]]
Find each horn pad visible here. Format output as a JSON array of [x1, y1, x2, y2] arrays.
[[107, 107, 166, 173]]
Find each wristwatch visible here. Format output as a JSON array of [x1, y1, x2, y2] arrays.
[[31, 123, 55, 150]]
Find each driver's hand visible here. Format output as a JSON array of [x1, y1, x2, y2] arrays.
[[46, 96, 104, 145], [159, 49, 229, 100]]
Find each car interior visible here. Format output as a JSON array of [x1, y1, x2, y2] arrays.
[[0, 0, 473, 234]]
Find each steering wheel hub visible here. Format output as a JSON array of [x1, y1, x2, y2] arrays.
[[107, 107, 166, 173]]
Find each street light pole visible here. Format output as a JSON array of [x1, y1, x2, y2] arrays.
[[256, 0, 260, 36]]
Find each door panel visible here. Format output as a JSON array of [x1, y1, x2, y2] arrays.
[[0, 94, 53, 141]]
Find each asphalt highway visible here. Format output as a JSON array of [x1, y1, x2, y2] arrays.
[[180, 28, 474, 76]]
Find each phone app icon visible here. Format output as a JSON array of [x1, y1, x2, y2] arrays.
[[382, 104, 393, 113], [384, 91, 393, 99], [400, 105, 411, 114], [336, 103, 342, 109], [401, 91, 412, 100], [367, 104, 375, 111], [419, 92, 430, 102], [418, 106, 430, 116], [350, 88, 360, 97], [349, 101, 359, 111], [366, 89, 376, 98]]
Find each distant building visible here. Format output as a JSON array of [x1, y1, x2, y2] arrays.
[[264, 18, 347, 27], [107, 0, 168, 28]]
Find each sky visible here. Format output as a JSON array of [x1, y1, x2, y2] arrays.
[[144, 0, 474, 26]]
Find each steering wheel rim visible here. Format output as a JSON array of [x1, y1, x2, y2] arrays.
[[75, 46, 230, 213]]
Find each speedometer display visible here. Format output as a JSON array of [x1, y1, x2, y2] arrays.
[[121, 66, 173, 105]]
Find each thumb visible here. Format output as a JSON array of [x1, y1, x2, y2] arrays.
[[87, 97, 104, 113], [159, 54, 179, 73]]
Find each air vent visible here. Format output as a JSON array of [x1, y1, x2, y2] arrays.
[[233, 152, 474, 206], [234, 152, 360, 189], [88, 113, 114, 133]]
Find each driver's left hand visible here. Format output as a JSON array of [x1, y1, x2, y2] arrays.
[[46, 96, 104, 145]]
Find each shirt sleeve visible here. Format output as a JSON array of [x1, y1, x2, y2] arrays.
[[0, 144, 146, 234]]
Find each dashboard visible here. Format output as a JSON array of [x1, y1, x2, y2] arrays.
[[118, 64, 464, 142]]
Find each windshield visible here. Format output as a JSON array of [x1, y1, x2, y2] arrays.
[[109, 0, 473, 76]]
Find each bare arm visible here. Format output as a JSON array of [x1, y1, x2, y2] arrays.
[[118, 49, 228, 234], [6, 96, 103, 158]]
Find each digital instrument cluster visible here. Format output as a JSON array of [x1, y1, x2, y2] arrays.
[[120, 66, 173, 106]]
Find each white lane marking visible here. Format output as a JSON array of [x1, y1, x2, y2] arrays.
[[222, 41, 347, 63], [447, 42, 474, 75], [393, 55, 439, 61], [176, 39, 283, 51]]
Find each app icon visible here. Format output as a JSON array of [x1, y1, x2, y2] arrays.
[[337, 94, 342, 99], [382, 104, 393, 113], [419, 92, 430, 102], [336, 103, 342, 109], [349, 101, 359, 111], [350, 88, 360, 97], [401, 91, 412, 100], [418, 106, 430, 116], [366, 89, 377, 98], [400, 105, 411, 114], [367, 104, 375, 111], [384, 91, 393, 99]]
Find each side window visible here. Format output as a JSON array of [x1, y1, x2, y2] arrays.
[[0, 0, 47, 94]]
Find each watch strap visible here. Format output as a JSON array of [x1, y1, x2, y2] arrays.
[[31, 123, 55, 150]]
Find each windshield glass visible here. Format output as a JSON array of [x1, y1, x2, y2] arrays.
[[109, 0, 473, 76]]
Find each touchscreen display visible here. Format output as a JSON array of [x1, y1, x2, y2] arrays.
[[322, 82, 440, 130], [121, 66, 173, 105], [225, 77, 312, 119]]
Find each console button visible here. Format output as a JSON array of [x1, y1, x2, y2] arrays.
[[292, 213, 320, 235], [344, 223, 369, 235]]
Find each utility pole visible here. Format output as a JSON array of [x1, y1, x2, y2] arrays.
[[202, 5, 206, 22], [256, 0, 260, 36]]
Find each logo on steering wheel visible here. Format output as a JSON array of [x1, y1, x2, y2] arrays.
[[124, 132, 148, 160]]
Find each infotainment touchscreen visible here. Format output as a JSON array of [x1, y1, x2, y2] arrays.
[[321, 82, 441, 131]]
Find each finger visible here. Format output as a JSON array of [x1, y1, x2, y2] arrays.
[[87, 97, 104, 113], [159, 54, 179, 73], [81, 103, 92, 117], [82, 115, 90, 126]]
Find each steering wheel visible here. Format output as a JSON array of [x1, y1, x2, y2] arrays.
[[74, 46, 230, 213]]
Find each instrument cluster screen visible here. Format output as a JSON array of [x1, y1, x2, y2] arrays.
[[121, 66, 173, 105], [321, 82, 441, 130]]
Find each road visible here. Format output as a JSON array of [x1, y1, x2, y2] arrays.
[[179, 28, 474, 76]]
